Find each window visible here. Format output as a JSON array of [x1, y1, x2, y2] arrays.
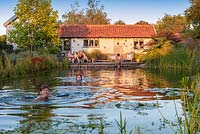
[[64, 39, 70, 51], [83, 40, 88, 47], [84, 39, 99, 48], [134, 41, 138, 49], [89, 40, 94, 47], [140, 41, 144, 48], [95, 40, 99, 47]]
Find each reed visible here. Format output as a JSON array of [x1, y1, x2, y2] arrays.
[[145, 47, 200, 72], [116, 112, 133, 134], [0, 52, 69, 78], [157, 75, 200, 133], [180, 76, 200, 134]]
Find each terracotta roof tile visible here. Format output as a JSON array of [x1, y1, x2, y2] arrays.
[[58, 24, 157, 38]]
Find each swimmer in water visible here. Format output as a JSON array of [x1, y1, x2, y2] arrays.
[[76, 74, 82, 81], [32, 85, 50, 102]]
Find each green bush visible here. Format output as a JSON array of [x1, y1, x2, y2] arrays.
[[89, 49, 102, 60]]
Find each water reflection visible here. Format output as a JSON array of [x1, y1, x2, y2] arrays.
[[0, 68, 185, 133]]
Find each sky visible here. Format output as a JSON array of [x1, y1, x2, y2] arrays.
[[0, 0, 190, 35]]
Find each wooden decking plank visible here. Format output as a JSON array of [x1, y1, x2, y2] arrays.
[[69, 61, 143, 69]]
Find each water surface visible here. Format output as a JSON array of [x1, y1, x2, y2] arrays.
[[0, 68, 186, 133]]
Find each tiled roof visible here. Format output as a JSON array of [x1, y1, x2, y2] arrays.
[[58, 24, 157, 38]]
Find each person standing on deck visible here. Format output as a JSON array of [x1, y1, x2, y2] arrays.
[[115, 53, 122, 68]]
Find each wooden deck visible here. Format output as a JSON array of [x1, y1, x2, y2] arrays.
[[69, 61, 144, 69]]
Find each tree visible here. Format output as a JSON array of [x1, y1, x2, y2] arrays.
[[85, 0, 110, 24], [0, 35, 6, 45], [62, 2, 85, 24], [113, 20, 126, 25], [185, 0, 200, 38], [8, 0, 60, 52], [62, 0, 110, 24], [155, 14, 187, 35], [135, 20, 149, 25]]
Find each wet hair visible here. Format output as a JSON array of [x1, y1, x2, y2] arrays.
[[40, 85, 49, 91]]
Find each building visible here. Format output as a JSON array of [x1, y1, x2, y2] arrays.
[[58, 24, 157, 55], [3, 15, 18, 35], [4, 15, 157, 55], [3, 15, 18, 49]]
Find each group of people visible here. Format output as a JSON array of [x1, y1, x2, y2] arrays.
[[66, 51, 89, 63]]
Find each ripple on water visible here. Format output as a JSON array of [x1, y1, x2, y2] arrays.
[[0, 115, 25, 131], [145, 88, 181, 98], [56, 76, 100, 84]]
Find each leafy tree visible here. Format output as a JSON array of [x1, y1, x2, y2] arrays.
[[155, 14, 187, 35], [185, 0, 200, 38], [135, 20, 149, 25], [62, 0, 110, 24], [0, 35, 6, 45], [8, 0, 60, 52], [62, 2, 85, 24], [113, 20, 126, 25], [85, 0, 110, 24]]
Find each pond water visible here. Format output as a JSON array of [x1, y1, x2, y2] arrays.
[[0, 68, 187, 134]]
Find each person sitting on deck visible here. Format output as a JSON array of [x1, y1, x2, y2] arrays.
[[78, 51, 84, 63], [66, 51, 74, 63], [32, 85, 50, 102], [82, 52, 89, 63], [115, 53, 122, 68], [73, 52, 80, 63]]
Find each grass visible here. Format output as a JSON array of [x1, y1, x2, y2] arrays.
[[0, 51, 69, 79], [142, 38, 200, 72], [180, 76, 200, 134]]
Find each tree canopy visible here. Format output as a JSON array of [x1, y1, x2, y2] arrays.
[[0, 35, 6, 45], [155, 14, 187, 35], [62, 0, 110, 25], [62, 2, 85, 24], [185, 0, 200, 38], [135, 20, 149, 25], [113, 20, 126, 25], [8, 0, 60, 52]]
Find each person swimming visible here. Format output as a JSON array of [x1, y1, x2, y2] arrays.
[[76, 74, 82, 81], [32, 85, 50, 102]]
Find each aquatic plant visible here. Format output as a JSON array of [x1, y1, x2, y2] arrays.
[[180, 77, 200, 134], [116, 111, 137, 134], [145, 43, 200, 72], [0, 51, 69, 78], [157, 74, 200, 134]]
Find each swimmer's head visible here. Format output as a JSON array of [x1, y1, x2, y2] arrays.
[[76, 74, 82, 81], [39, 85, 50, 98]]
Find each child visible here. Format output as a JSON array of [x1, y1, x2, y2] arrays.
[[32, 85, 50, 102]]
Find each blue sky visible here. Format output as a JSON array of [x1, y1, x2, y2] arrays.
[[0, 0, 190, 35]]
